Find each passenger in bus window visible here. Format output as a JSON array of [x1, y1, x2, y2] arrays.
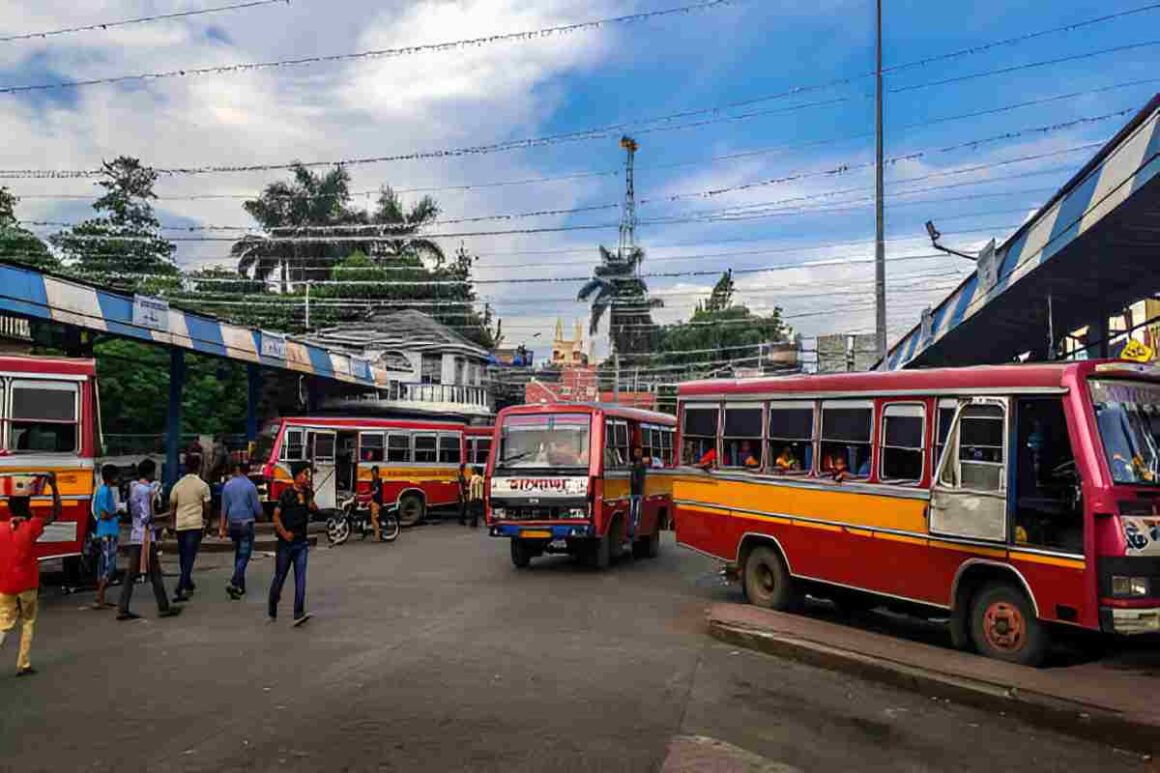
[[695, 445, 717, 469], [739, 440, 760, 469], [831, 455, 849, 482], [775, 446, 800, 472]]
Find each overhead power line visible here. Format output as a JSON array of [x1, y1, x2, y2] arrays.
[[0, 0, 741, 95], [0, 0, 290, 44]]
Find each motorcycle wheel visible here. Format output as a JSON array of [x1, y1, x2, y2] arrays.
[[327, 515, 351, 546], [380, 514, 401, 543]]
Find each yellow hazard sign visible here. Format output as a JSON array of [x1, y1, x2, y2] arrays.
[[1120, 339, 1155, 363]]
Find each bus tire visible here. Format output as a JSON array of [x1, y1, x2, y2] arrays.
[[969, 581, 1047, 666], [510, 538, 533, 569], [743, 546, 795, 611], [609, 516, 627, 565], [397, 493, 425, 527], [591, 534, 612, 570], [632, 530, 661, 559]]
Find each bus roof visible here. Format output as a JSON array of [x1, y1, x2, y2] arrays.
[[0, 355, 95, 377], [677, 360, 1157, 399], [499, 401, 676, 426], [279, 416, 465, 431]]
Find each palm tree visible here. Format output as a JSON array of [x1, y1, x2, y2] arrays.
[[233, 164, 364, 286], [577, 245, 662, 358], [369, 186, 444, 265]]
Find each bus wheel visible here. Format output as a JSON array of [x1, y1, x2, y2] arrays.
[[743, 546, 795, 611], [588, 534, 612, 570], [632, 530, 661, 559], [510, 538, 533, 569], [397, 494, 425, 527], [970, 582, 1047, 666]]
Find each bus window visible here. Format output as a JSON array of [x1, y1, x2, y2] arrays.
[[9, 379, 78, 453], [439, 434, 461, 464], [360, 432, 385, 463], [935, 399, 957, 472], [940, 403, 1005, 491], [723, 405, 762, 470], [821, 401, 873, 480], [387, 433, 411, 463], [682, 405, 719, 465], [1014, 397, 1082, 553], [660, 428, 673, 466], [414, 434, 438, 463], [282, 428, 305, 461], [476, 438, 492, 465], [605, 420, 630, 468], [880, 404, 925, 484], [768, 401, 813, 474]]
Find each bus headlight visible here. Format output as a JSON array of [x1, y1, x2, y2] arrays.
[[491, 507, 507, 520], [1112, 576, 1150, 597], [565, 507, 588, 519]]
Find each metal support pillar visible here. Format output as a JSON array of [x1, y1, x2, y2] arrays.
[[166, 348, 185, 488], [246, 364, 261, 442]]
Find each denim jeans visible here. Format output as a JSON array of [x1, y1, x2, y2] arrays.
[[629, 495, 643, 537], [175, 529, 203, 595], [268, 541, 309, 620], [228, 521, 255, 592]]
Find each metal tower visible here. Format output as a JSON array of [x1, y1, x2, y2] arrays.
[[617, 135, 639, 266]]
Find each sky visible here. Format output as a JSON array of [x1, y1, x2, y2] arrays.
[[0, 0, 1157, 366]]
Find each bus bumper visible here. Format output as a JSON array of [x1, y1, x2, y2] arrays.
[[489, 523, 594, 540], [1101, 605, 1160, 635]]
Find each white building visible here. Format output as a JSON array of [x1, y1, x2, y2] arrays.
[[306, 310, 493, 420]]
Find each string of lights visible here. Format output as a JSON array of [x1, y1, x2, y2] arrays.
[[0, 0, 290, 44]]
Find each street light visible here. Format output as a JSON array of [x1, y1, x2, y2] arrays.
[[925, 220, 979, 262]]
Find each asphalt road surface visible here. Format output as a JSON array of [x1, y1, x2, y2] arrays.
[[0, 526, 1152, 772]]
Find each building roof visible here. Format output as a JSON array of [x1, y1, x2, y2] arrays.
[[306, 309, 488, 359]]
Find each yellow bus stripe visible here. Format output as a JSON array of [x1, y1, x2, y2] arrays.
[[1010, 551, 1085, 569], [876, 532, 927, 547]]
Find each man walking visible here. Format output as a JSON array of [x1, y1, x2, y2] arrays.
[[92, 464, 121, 609], [118, 459, 182, 621], [269, 462, 316, 626], [170, 455, 211, 603], [0, 473, 60, 676], [219, 461, 262, 600]]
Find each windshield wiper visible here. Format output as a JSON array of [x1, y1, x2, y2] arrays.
[[500, 451, 533, 464]]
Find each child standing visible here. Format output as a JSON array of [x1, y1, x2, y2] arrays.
[[93, 464, 121, 609]]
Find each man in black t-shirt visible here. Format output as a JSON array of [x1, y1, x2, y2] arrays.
[[268, 463, 317, 626], [629, 446, 647, 538], [370, 465, 384, 541]]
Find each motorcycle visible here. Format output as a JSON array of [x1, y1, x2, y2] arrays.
[[327, 494, 400, 546]]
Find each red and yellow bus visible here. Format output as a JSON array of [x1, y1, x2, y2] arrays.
[[674, 360, 1160, 665], [259, 417, 488, 526], [486, 402, 676, 569], [0, 356, 100, 564]]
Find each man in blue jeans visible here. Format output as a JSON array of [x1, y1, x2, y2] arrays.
[[269, 462, 317, 626], [220, 461, 262, 600]]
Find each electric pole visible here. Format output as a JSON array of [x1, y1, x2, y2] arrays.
[[874, 0, 887, 362]]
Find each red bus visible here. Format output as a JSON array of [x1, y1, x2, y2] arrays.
[[259, 417, 488, 526], [674, 360, 1160, 665], [486, 402, 676, 569], [0, 356, 99, 564]]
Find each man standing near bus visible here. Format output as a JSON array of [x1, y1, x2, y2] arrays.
[[369, 465, 384, 542], [457, 463, 469, 526], [220, 461, 262, 600], [269, 462, 316, 626], [468, 466, 485, 528], [0, 473, 60, 676], [170, 454, 211, 603], [93, 464, 121, 609], [630, 446, 647, 538], [118, 459, 182, 621]]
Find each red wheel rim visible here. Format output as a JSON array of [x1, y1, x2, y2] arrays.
[[982, 601, 1026, 652]]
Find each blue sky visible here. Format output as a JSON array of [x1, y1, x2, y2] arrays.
[[0, 0, 1157, 362]]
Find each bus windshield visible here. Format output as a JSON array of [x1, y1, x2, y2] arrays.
[[253, 421, 280, 465], [498, 413, 591, 469], [1091, 379, 1160, 485]]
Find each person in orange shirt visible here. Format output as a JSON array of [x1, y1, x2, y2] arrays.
[[0, 473, 61, 676], [738, 441, 760, 469]]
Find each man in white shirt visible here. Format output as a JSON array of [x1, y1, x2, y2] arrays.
[[169, 455, 211, 603]]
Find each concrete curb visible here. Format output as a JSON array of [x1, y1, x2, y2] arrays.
[[707, 616, 1160, 757]]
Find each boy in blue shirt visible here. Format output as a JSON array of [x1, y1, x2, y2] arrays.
[[93, 464, 121, 609]]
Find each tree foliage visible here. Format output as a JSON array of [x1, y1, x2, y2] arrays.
[[0, 187, 57, 271], [51, 157, 178, 292]]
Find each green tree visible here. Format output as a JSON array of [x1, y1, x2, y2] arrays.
[[655, 271, 789, 373], [0, 188, 58, 270], [366, 186, 444, 264], [576, 245, 662, 362], [51, 157, 178, 291]]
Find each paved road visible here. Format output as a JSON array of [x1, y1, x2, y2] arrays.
[[0, 526, 1151, 772]]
